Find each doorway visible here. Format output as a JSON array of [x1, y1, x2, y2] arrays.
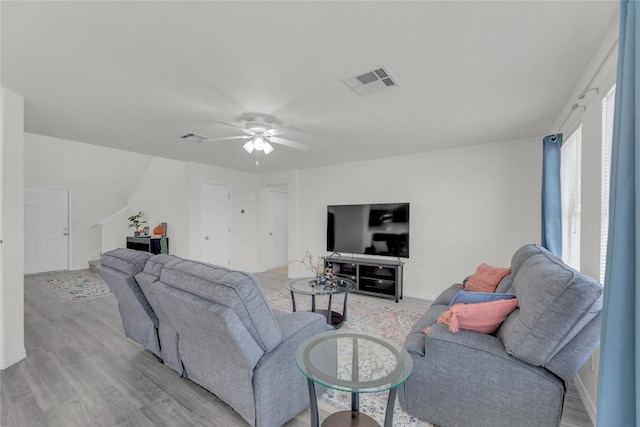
[[24, 186, 69, 274], [266, 189, 288, 269], [201, 182, 231, 267]]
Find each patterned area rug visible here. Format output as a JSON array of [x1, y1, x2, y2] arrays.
[[32, 270, 111, 302], [267, 290, 432, 427]]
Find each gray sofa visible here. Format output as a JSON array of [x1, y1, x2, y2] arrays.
[[96, 249, 160, 357], [97, 248, 328, 427], [135, 253, 183, 373], [399, 244, 603, 427]]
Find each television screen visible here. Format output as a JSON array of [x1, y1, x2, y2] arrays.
[[327, 203, 409, 258]]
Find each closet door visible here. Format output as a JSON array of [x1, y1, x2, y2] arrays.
[[201, 182, 231, 267]]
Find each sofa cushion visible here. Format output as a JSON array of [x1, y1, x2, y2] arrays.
[[494, 274, 514, 294], [159, 259, 282, 352], [464, 263, 511, 292], [495, 244, 547, 294], [437, 299, 518, 334], [136, 254, 181, 302], [449, 290, 515, 306], [101, 248, 152, 275], [143, 254, 181, 277], [498, 251, 603, 366]]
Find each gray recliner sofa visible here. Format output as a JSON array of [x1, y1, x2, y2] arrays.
[[98, 248, 328, 427], [399, 244, 603, 427], [96, 248, 161, 357], [134, 253, 183, 373]]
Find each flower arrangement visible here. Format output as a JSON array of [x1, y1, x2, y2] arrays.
[[293, 251, 336, 283]]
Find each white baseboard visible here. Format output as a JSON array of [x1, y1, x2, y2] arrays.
[[0, 347, 26, 370], [573, 375, 596, 426]]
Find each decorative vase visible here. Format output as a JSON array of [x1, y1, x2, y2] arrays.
[[317, 273, 327, 285], [134, 231, 140, 237]]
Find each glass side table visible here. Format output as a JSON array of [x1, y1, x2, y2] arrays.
[[296, 331, 413, 427], [286, 277, 356, 328]]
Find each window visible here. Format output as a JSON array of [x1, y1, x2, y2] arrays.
[[561, 125, 582, 270], [600, 85, 616, 283]]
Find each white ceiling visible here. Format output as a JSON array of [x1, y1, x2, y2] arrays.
[[1, 1, 618, 173]]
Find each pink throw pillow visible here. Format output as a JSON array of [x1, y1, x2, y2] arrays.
[[437, 298, 518, 334], [465, 263, 511, 293]]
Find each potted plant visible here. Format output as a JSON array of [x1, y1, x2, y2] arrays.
[[127, 211, 146, 236]]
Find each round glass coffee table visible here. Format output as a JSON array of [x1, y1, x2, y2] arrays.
[[286, 277, 356, 328], [296, 331, 413, 427]]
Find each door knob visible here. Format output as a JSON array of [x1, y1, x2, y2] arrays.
[[204, 236, 210, 240], [269, 232, 274, 236], [63, 233, 69, 236]]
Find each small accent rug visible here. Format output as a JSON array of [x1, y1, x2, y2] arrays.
[[267, 290, 432, 427], [32, 270, 111, 302]]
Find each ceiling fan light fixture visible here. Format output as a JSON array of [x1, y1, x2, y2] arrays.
[[243, 140, 255, 153], [212, 114, 310, 154], [253, 135, 265, 151], [263, 141, 274, 154]]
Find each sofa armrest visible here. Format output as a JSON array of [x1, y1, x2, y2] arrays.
[[404, 305, 449, 356], [252, 310, 328, 427], [400, 323, 566, 427], [271, 309, 331, 341], [431, 283, 462, 306]]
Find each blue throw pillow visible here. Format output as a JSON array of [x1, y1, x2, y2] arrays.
[[449, 290, 516, 307]]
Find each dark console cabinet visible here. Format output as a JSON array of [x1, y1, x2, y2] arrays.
[[327, 255, 403, 302], [126, 236, 168, 255]]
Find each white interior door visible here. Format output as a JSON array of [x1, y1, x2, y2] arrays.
[[24, 187, 69, 274], [202, 182, 231, 267], [266, 190, 288, 269]]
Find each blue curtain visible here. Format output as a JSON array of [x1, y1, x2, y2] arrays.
[[597, 1, 639, 426], [541, 133, 562, 257]]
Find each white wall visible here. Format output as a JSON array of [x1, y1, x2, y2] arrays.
[[24, 133, 151, 269], [0, 89, 26, 369], [23, 134, 265, 271], [128, 157, 190, 258], [279, 138, 541, 300]]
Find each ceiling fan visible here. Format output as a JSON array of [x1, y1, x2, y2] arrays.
[[190, 114, 310, 155]]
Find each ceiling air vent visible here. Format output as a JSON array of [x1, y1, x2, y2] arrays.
[[179, 133, 210, 143], [342, 66, 398, 97]]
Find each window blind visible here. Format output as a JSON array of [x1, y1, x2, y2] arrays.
[[600, 85, 616, 284], [561, 125, 582, 270]]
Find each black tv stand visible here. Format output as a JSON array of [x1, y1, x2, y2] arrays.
[[326, 255, 404, 303]]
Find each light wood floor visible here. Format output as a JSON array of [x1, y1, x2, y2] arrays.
[[1, 269, 593, 427]]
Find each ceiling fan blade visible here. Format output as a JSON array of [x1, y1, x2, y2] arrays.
[[214, 120, 252, 135], [265, 124, 302, 136], [268, 136, 311, 151], [206, 135, 252, 142]]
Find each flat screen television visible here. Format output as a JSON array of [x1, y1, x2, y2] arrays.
[[327, 203, 409, 258]]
